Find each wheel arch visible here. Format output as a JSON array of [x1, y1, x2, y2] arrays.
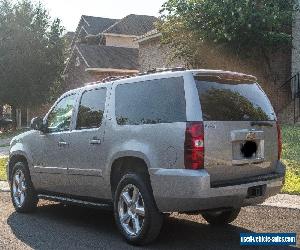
[[8, 153, 29, 182], [110, 155, 151, 197]]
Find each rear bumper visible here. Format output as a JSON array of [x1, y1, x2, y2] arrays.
[[149, 161, 285, 212]]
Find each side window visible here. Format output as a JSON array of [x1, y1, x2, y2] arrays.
[[76, 88, 107, 130], [47, 94, 76, 133], [115, 77, 186, 125]]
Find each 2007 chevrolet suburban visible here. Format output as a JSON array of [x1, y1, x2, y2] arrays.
[[7, 69, 285, 245]]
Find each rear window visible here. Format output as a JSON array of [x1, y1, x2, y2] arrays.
[[195, 76, 275, 121], [115, 77, 186, 125]]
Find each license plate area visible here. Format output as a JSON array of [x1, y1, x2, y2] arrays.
[[247, 185, 266, 198], [231, 130, 264, 165]]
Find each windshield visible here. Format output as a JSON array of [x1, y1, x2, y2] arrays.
[[194, 76, 276, 121]]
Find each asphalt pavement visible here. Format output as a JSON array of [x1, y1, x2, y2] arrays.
[[0, 192, 299, 249]]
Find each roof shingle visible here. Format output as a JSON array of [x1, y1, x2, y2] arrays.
[[76, 44, 139, 69], [103, 14, 158, 36], [82, 15, 118, 35]]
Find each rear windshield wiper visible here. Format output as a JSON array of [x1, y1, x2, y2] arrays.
[[250, 121, 274, 127]]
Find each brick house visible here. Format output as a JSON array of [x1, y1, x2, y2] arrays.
[[136, 29, 186, 72], [63, 14, 157, 89]]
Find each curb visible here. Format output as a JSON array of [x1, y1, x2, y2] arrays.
[[0, 181, 9, 192], [259, 194, 300, 210]]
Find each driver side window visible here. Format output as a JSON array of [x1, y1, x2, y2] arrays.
[[47, 94, 76, 133]]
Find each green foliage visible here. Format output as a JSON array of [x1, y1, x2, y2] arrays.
[[282, 160, 300, 194], [0, 157, 7, 181], [281, 124, 300, 162], [281, 125, 300, 194], [0, 0, 66, 109], [158, 0, 297, 68]]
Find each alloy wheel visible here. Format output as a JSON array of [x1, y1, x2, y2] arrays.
[[12, 169, 27, 207], [118, 184, 145, 236]]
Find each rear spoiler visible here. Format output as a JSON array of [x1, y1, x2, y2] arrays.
[[194, 73, 257, 84]]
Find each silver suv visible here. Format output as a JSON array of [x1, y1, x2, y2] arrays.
[[7, 69, 285, 245]]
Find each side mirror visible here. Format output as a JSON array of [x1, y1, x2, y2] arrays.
[[30, 117, 47, 132]]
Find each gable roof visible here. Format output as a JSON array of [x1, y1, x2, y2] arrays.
[[76, 43, 139, 70], [82, 15, 118, 35], [103, 14, 158, 36]]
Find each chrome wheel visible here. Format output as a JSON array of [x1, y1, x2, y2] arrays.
[[118, 184, 145, 237], [12, 169, 26, 207]]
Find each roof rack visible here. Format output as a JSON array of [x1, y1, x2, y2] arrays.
[[98, 67, 187, 83], [100, 74, 134, 83]]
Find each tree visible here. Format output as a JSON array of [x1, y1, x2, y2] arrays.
[[0, 0, 65, 125], [158, 0, 297, 81]]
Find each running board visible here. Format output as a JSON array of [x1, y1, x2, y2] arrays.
[[38, 194, 113, 209]]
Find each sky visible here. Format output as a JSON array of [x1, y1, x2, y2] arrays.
[[37, 0, 166, 32]]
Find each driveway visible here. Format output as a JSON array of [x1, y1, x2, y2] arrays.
[[0, 193, 299, 249]]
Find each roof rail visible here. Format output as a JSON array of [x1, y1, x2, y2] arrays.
[[139, 67, 186, 76]]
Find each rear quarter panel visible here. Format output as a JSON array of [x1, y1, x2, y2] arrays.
[[100, 75, 191, 198]]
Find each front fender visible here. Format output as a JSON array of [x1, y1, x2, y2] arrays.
[[8, 143, 33, 180]]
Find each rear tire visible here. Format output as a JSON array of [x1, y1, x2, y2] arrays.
[[10, 162, 38, 213], [114, 173, 163, 245], [202, 208, 241, 225]]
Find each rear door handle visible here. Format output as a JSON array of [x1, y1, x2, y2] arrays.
[[89, 138, 101, 145], [58, 141, 69, 147]]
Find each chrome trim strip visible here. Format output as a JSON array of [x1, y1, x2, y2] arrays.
[[68, 168, 103, 177], [33, 166, 67, 174]]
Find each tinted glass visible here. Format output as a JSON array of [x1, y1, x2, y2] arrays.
[[195, 77, 275, 121], [47, 94, 76, 133], [116, 77, 186, 125], [76, 88, 106, 129]]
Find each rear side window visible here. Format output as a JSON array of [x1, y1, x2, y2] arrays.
[[195, 76, 275, 121], [76, 88, 106, 129], [115, 77, 186, 125]]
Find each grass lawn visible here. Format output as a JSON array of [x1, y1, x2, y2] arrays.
[[281, 125, 300, 195], [0, 125, 298, 194], [0, 157, 8, 181]]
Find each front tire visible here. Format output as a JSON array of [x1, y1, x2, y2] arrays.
[[202, 208, 241, 225], [10, 162, 38, 213], [114, 173, 163, 245]]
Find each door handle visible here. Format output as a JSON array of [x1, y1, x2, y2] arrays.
[[89, 138, 101, 145], [58, 141, 69, 147]]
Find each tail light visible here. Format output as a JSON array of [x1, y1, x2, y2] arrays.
[[276, 121, 282, 160], [184, 122, 204, 170]]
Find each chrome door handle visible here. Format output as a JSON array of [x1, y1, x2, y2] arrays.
[[58, 141, 69, 147], [89, 139, 101, 145]]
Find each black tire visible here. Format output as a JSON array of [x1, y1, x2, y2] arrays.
[[10, 161, 38, 213], [202, 208, 241, 225], [114, 173, 163, 246]]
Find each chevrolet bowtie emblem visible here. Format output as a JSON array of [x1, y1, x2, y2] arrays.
[[246, 132, 256, 140]]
